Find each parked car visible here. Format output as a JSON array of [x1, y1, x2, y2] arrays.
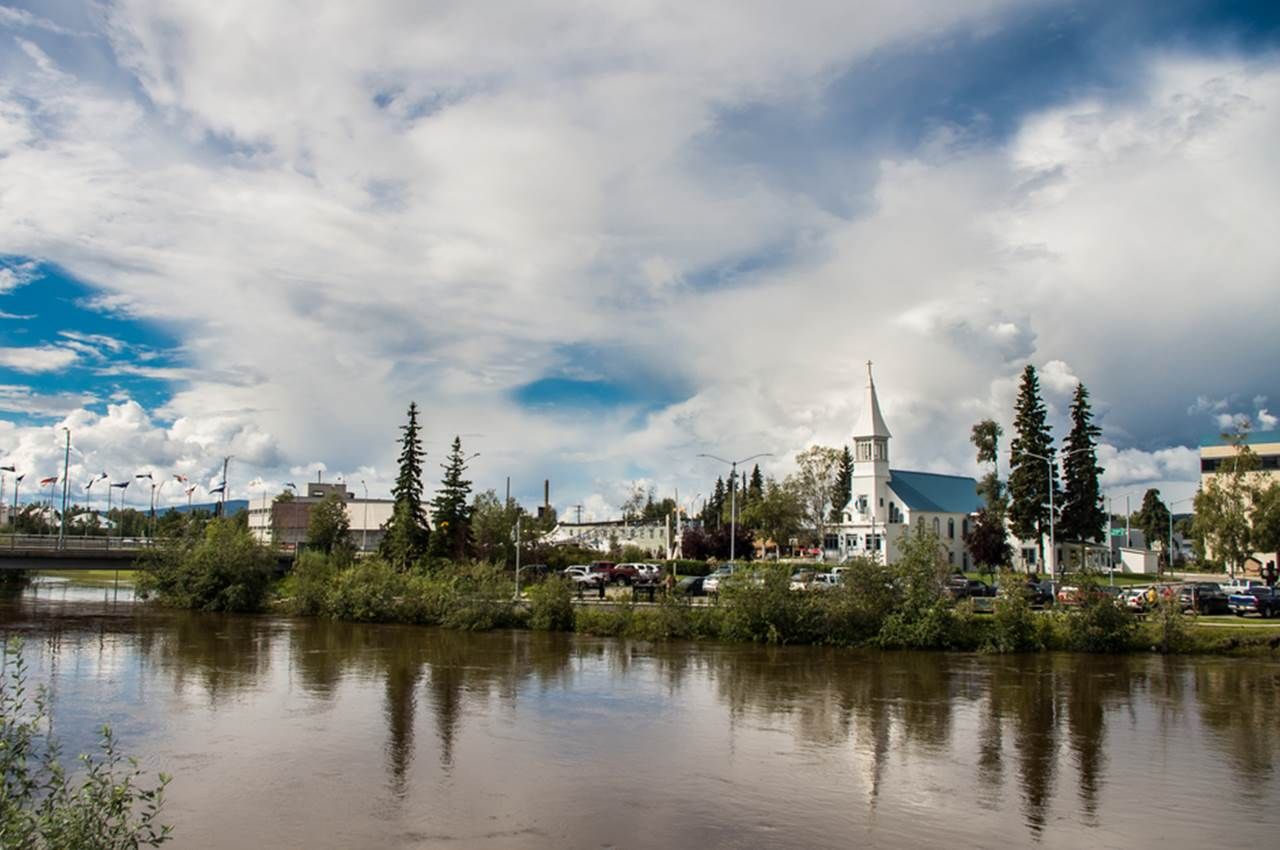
[[1120, 587, 1149, 613], [946, 576, 995, 600], [518, 564, 550, 584], [1180, 582, 1229, 615], [589, 561, 617, 583], [611, 563, 643, 585], [810, 573, 841, 591], [702, 563, 742, 596], [675, 575, 705, 597], [1023, 581, 1055, 608], [633, 564, 664, 584], [1228, 586, 1280, 618], [563, 565, 603, 587], [789, 570, 817, 591]]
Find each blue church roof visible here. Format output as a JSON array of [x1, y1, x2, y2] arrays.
[[888, 469, 981, 514]]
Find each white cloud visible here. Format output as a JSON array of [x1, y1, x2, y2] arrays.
[[0, 345, 78, 373], [0, 11, 1276, 509]]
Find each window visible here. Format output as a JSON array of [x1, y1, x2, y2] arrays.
[[868, 534, 882, 551], [963, 553, 970, 570], [948, 552, 955, 565], [948, 518, 955, 539], [962, 518, 970, 537], [846, 534, 858, 548], [823, 534, 839, 550], [932, 517, 940, 535], [1022, 548, 1036, 565]]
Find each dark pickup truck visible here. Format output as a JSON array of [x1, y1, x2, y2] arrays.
[[945, 577, 996, 600], [1228, 587, 1280, 618]]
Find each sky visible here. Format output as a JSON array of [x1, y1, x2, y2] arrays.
[[1, 0, 1278, 520]]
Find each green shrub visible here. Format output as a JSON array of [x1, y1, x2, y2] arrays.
[[527, 577, 575, 631], [136, 518, 275, 612], [289, 551, 337, 616], [574, 605, 631, 637], [440, 565, 518, 631], [984, 571, 1043, 653], [325, 558, 407, 621], [1, 640, 173, 848], [1065, 596, 1136, 653], [1140, 594, 1192, 654], [718, 567, 821, 644]]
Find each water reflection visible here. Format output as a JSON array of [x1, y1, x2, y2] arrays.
[[3, 589, 1280, 849]]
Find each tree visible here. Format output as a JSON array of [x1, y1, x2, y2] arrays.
[[428, 436, 474, 561], [307, 492, 353, 559], [380, 402, 430, 569], [748, 464, 765, 505], [1134, 488, 1171, 565], [1008, 365, 1058, 566], [794, 445, 841, 539], [1251, 482, 1280, 583], [971, 419, 1006, 513], [965, 509, 1012, 574], [705, 477, 726, 528], [471, 489, 524, 565], [1058, 383, 1106, 564], [829, 448, 853, 522], [742, 476, 805, 557], [620, 484, 649, 521], [641, 496, 676, 524], [1193, 439, 1259, 575]]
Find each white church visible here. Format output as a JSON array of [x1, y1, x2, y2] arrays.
[[829, 364, 982, 568]]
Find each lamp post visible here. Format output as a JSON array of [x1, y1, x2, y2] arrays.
[[697, 452, 772, 563], [58, 427, 70, 548], [360, 479, 369, 553], [12, 474, 22, 530]]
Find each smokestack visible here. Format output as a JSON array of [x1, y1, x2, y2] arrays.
[[544, 479, 550, 509]]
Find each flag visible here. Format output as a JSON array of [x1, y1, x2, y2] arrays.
[[135, 472, 152, 480], [185, 485, 197, 496], [0, 465, 14, 472], [111, 481, 130, 489], [209, 483, 226, 495], [285, 482, 296, 489], [15, 474, 24, 483], [39, 476, 57, 486], [96, 471, 108, 481], [173, 474, 188, 482]]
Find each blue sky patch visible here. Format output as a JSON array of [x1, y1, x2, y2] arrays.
[[0, 258, 183, 421]]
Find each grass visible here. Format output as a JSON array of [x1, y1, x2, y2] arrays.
[[34, 569, 137, 586]]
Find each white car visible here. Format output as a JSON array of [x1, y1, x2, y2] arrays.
[[563, 566, 601, 586], [810, 573, 841, 591], [702, 563, 741, 595], [633, 564, 664, 583]]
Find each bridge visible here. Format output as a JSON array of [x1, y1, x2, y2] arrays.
[[0, 535, 296, 571]]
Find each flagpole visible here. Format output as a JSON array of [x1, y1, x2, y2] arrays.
[[107, 481, 113, 550], [58, 427, 70, 548]]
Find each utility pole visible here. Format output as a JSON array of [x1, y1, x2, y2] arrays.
[[514, 514, 522, 599], [58, 427, 70, 548]]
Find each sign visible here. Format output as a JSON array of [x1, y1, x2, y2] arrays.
[[1110, 529, 1126, 537]]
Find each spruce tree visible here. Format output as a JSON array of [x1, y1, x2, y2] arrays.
[[1008, 365, 1058, 570], [707, 477, 726, 528], [428, 436, 475, 561], [748, 464, 765, 505], [829, 447, 852, 522], [1059, 383, 1106, 566], [380, 402, 430, 569]]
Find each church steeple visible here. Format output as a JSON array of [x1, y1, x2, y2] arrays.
[[852, 361, 891, 440]]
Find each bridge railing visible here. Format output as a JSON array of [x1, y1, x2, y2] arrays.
[[0, 534, 170, 552]]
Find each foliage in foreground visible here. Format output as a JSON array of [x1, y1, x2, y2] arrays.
[[1, 640, 172, 849]]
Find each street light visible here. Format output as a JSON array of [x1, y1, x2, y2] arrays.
[[697, 452, 773, 562], [360, 479, 369, 553], [1021, 447, 1091, 581]]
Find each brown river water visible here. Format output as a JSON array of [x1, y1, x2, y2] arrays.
[[3, 577, 1280, 849]]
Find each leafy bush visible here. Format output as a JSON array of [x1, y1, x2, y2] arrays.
[[1, 640, 172, 848], [325, 558, 407, 621], [1141, 593, 1191, 654], [718, 566, 821, 644], [136, 518, 275, 612], [527, 577, 575, 631], [573, 605, 632, 637], [289, 550, 337, 616], [1065, 596, 1136, 653], [983, 570, 1043, 653], [438, 564, 518, 631]]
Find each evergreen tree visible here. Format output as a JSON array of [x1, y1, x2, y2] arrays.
[[748, 464, 765, 505], [428, 436, 475, 560], [1135, 488, 1172, 567], [706, 477, 726, 528], [829, 447, 853, 522], [380, 402, 430, 569], [1007, 365, 1058, 567], [307, 492, 353, 559], [1058, 383, 1106, 564]]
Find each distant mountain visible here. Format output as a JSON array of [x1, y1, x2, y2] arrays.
[[162, 500, 249, 515]]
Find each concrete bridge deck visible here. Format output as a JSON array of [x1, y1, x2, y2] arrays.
[[0, 535, 295, 571]]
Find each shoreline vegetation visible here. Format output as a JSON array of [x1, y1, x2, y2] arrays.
[[113, 518, 1280, 658]]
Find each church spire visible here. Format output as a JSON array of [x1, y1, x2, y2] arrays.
[[853, 361, 891, 440]]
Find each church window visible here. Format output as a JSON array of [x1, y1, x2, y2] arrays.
[[962, 518, 970, 537], [932, 518, 940, 535], [948, 518, 955, 539]]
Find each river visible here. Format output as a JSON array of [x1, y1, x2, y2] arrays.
[[4, 577, 1280, 848]]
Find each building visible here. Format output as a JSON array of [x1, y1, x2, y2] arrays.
[[1199, 431, 1280, 572], [543, 519, 673, 558], [247, 481, 395, 552], [829, 364, 982, 567]]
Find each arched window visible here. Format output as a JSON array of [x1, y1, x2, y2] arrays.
[[932, 517, 940, 535], [947, 518, 955, 539]]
